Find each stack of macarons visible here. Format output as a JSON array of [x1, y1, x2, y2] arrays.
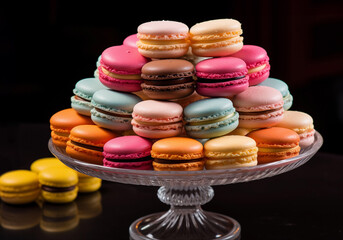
[[0, 157, 102, 205], [46, 18, 316, 172]]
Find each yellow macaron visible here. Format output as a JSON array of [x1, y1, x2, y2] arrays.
[[0, 170, 40, 204], [204, 135, 258, 169], [30, 157, 68, 174], [77, 172, 101, 193], [39, 167, 78, 204]]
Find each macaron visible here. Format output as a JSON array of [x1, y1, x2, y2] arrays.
[[40, 202, 79, 232], [94, 55, 101, 78], [204, 135, 258, 169], [190, 18, 243, 57], [230, 45, 270, 86], [71, 77, 107, 116], [137, 20, 190, 59], [233, 86, 284, 128], [66, 125, 118, 165], [131, 100, 183, 139], [195, 57, 249, 97], [50, 108, 94, 148], [76, 172, 102, 193], [0, 170, 40, 204], [91, 89, 142, 131], [103, 136, 153, 170], [183, 98, 239, 139], [141, 59, 195, 100], [275, 111, 315, 148], [98, 45, 150, 92], [257, 77, 293, 110], [38, 167, 78, 204], [123, 33, 139, 48], [247, 127, 301, 164], [151, 137, 205, 171], [30, 157, 67, 174]]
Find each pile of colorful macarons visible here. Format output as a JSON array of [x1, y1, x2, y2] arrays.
[[0, 157, 101, 205], [51, 18, 316, 171]]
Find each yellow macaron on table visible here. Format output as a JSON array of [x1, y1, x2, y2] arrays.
[[49, 131, 322, 239]]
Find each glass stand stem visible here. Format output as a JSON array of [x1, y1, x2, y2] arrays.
[[129, 186, 241, 240]]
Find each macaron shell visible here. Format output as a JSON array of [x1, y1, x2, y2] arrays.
[[233, 86, 284, 112], [275, 111, 314, 132], [151, 137, 203, 160], [103, 159, 153, 170], [190, 19, 242, 35], [132, 100, 183, 123], [152, 160, 205, 171], [100, 45, 149, 75], [66, 142, 104, 165], [131, 120, 183, 139], [138, 20, 189, 36], [141, 59, 194, 79], [123, 34, 139, 48], [247, 127, 300, 148], [103, 135, 152, 159], [230, 45, 269, 68], [237, 108, 284, 129], [196, 77, 249, 97], [77, 177, 102, 193], [39, 167, 78, 187], [256, 146, 301, 164], [30, 158, 67, 173]]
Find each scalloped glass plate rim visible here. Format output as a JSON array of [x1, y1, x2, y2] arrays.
[[48, 130, 323, 177]]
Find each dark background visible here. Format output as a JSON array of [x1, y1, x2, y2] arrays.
[[1, 0, 343, 155], [0, 1, 343, 239]]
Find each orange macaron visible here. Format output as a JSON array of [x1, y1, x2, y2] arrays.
[[66, 125, 118, 165], [247, 127, 300, 164], [151, 137, 205, 171], [50, 108, 94, 148]]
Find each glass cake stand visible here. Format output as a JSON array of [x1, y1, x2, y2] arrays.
[[48, 131, 323, 240]]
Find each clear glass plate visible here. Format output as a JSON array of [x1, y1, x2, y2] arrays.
[[49, 131, 323, 240]]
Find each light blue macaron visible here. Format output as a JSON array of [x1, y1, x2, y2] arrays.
[[257, 77, 293, 110], [71, 78, 107, 116], [183, 98, 239, 139], [91, 89, 142, 131], [94, 55, 102, 79]]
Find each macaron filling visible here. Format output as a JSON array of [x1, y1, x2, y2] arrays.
[[41, 185, 76, 193]]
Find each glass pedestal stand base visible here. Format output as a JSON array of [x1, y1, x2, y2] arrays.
[[129, 186, 240, 240]]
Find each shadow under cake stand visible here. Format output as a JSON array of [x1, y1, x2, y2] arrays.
[[48, 131, 323, 240]]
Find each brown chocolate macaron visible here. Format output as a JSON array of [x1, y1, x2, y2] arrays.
[[141, 59, 195, 100]]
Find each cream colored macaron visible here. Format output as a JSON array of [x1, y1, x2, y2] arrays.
[[204, 135, 258, 170], [190, 19, 243, 57]]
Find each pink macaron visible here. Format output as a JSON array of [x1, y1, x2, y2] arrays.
[[131, 100, 183, 139], [123, 34, 139, 48], [233, 86, 284, 128], [195, 57, 249, 97], [98, 45, 150, 92], [103, 136, 153, 170], [230, 45, 270, 86]]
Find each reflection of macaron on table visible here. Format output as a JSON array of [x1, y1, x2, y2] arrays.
[[98, 45, 150, 92], [0, 202, 41, 230], [131, 100, 183, 138], [66, 125, 118, 165], [247, 127, 301, 164], [40, 202, 79, 232], [137, 20, 190, 59], [103, 136, 153, 170], [0, 170, 40, 204], [141, 59, 195, 100], [233, 86, 284, 128], [190, 18, 243, 57], [195, 57, 249, 97], [90, 89, 142, 131], [275, 110, 315, 148], [50, 108, 94, 148], [204, 135, 258, 169], [38, 167, 78, 204], [183, 98, 239, 138], [230, 45, 270, 86], [257, 77, 293, 110], [151, 137, 205, 171], [71, 77, 108, 116]]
